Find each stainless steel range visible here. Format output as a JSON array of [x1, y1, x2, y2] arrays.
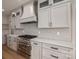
[[18, 35, 37, 59]]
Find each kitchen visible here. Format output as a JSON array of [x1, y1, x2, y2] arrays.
[[2, 0, 76, 59]]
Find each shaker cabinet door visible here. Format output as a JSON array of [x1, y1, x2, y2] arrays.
[[42, 48, 71, 59], [31, 41, 41, 59], [51, 2, 71, 28], [38, 8, 50, 28], [12, 39, 17, 51]]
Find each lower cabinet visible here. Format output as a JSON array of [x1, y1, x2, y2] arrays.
[[11, 39, 17, 51], [31, 41, 42, 59], [7, 36, 17, 51], [42, 48, 71, 59], [7, 36, 12, 48], [31, 41, 72, 59]]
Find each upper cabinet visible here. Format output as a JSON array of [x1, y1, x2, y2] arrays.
[[38, 0, 71, 28], [51, 2, 71, 27], [38, 7, 50, 28]]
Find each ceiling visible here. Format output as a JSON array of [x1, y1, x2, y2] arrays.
[[2, 0, 33, 15]]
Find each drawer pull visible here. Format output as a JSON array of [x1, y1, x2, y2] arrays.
[[50, 55, 58, 59], [50, 47, 58, 50], [33, 43, 38, 45]]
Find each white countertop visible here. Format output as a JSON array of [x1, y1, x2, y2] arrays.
[[8, 34, 19, 37], [31, 37, 72, 48]]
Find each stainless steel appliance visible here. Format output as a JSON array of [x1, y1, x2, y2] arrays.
[[18, 35, 37, 59]]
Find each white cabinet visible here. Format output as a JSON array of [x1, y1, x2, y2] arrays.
[[7, 36, 12, 48], [43, 43, 71, 54], [31, 40, 72, 59], [31, 41, 41, 59], [38, 1, 71, 28], [51, 3, 71, 27], [11, 38, 17, 51], [7, 36, 17, 51], [38, 8, 50, 28], [42, 48, 71, 59]]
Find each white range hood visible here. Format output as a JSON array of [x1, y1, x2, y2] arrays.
[[20, 1, 37, 23]]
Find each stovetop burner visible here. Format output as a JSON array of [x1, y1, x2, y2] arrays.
[[18, 35, 37, 39]]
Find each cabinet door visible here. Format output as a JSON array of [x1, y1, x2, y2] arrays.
[[7, 37, 11, 47], [51, 2, 71, 28], [42, 48, 71, 59], [31, 41, 41, 59], [38, 8, 50, 28], [12, 43, 17, 51], [9, 37, 13, 49], [12, 39, 17, 51], [7, 37, 13, 48]]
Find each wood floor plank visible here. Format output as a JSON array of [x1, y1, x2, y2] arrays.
[[3, 46, 26, 59]]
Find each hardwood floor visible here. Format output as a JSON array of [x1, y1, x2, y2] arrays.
[[2, 46, 26, 59]]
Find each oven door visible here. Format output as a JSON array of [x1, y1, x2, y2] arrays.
[[17, 40, 31, 58]]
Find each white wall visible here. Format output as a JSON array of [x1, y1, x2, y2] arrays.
[[2, 14, 9, 24]]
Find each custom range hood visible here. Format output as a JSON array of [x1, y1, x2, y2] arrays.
[[20, 1, 38, 24]]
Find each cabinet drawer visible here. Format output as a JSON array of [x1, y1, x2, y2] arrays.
[[31, 41, 41, 47], [42, 48, 71, 59], [43, 43, 71, 54]]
